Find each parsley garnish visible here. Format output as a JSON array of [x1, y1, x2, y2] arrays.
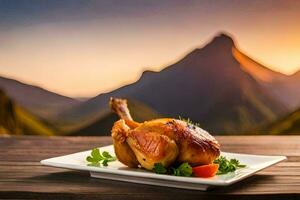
[[86, 148, 116, 167], [153, 163, 168, 174], [171, 162, 193, 176], [153, 162, 193, 177], [214, 156, 246, 175]]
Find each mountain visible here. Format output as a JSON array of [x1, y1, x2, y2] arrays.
[[0, 89, 57, 136], [0, 76, 80, 119], [276, 70, 300, 109], [57, 33, 287, 134], [265, 107, 300, 134], [233, 49, 300, 109]]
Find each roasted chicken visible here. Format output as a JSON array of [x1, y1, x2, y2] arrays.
[[110, 98, 220, 170]]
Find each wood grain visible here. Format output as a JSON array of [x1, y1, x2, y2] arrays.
[[0, 136, 299, 199]]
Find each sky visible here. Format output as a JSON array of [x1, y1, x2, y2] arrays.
[[0, 0, 300, 97]]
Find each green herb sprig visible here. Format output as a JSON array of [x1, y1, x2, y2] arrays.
[[214, 156, 246, 175], [153, 162, 193, 177], [86, 148, 116, 167], [178, 116, 201, 127], [152, 163, 168, 174]]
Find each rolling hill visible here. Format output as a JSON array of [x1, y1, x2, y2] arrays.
[[0, 76, 80, 119], [56, 33, 288, 134], [265, 107, 300, 134], [0, 89, 57, 136]]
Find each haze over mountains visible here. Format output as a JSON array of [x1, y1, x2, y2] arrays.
[[1, 32, 300, 135]]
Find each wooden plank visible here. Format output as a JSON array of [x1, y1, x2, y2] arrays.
[[0, 136, 300, 199]]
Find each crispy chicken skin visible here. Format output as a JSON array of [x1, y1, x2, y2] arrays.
[[110, 98, 220, 170]]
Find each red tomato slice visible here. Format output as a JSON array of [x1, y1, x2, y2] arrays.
[[192, 164, 219, 178]]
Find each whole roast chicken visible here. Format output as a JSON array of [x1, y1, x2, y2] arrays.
[[110, 98, 220, 170]]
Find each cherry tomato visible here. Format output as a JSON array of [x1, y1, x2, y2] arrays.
[[192, 164, 219, 178]]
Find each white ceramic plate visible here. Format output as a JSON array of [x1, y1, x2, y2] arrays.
[[41, 145, 286, 191]]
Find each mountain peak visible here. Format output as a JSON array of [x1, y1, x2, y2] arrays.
[[210, 32, 235, 47]]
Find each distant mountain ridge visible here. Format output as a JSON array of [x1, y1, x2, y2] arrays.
[[57, 33, 288, 134], [276, 70, 300, 108], [233, 49, 300, 109], [0, 76, 80, 119]]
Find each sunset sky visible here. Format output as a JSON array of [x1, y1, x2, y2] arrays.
[[0, 0, 300, 97]]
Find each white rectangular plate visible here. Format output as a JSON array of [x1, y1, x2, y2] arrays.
[[41, 145, 286, 191]]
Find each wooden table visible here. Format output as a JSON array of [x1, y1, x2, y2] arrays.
[[0, 136, 299, 199]]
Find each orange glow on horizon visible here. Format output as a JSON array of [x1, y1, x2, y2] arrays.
[[1, 1, 300, 97]]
